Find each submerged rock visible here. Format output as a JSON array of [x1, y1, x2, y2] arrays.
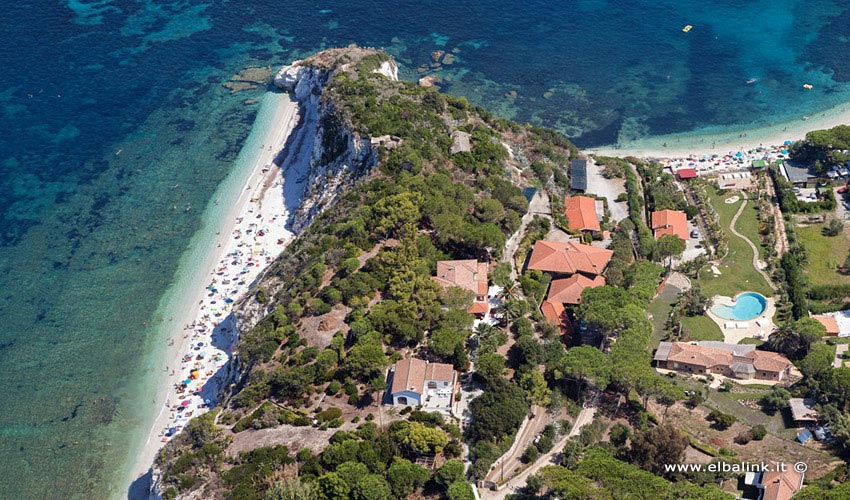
[[223, 66, 273, 93]]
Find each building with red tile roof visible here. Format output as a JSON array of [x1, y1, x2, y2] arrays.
[[547, 275, 606, 305], [433, 259, 489, 315], [752, 461, 804, 500], [676, 168, 697, 180], [389, 358, 457, 411], [540, 300, 566, 326], [564, 196, 600, 232], [651, 209, 689, 241], [812, 315, 840, 336], [527, 241, 613, 276], [654, 341, 794, 382]]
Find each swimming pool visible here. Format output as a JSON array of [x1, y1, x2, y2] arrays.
[[711, 292, 767, 321]]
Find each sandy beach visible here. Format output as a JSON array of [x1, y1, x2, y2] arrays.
[[588, 101, 850, 159], [126, 90, 302, 496]]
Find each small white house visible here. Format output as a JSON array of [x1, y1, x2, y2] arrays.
[[388, 358, 456, 411]]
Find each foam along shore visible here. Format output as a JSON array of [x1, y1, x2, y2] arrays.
[[126, 89, 302, 495], [587, 100, 850, 159]]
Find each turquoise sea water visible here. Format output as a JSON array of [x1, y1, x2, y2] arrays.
[[4, 1, 850, 498], [711, 292, 768, 321]]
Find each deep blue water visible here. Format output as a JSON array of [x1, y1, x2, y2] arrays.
[[3, 1, 850, 498]]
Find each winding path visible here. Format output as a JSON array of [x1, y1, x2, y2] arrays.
[[479, 401, 598, 500], [728, 194, 776, 291]]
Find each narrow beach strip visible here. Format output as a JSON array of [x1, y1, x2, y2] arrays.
[[126, 90, 301, 489]]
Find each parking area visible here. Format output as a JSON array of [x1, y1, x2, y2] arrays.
[[678, 221, 707, 263], [585, 158, 628, 223]]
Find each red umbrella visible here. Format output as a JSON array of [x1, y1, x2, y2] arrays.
[[181, 400, 190, 407]]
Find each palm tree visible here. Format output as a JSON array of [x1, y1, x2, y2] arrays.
[[766, 324, 799, 355], [495, 277, 519, 302], [494, 299, 523, 326]]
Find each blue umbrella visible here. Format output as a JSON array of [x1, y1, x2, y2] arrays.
[[735, 152, 743, 157], [784, 140, 792, 145], [781, 150, 788, 155], [204, 399, 212, 405], [184, 379, 192, 385]]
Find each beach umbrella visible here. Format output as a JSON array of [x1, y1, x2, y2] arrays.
[[784, 140, 792, 145], [735, 152, 743, 157], [781, 150, 788, 155], [204, 399, 211, 405], [225, 297, 234, 304], [184, 379, 192, 385], [181, 400, 191, 407]]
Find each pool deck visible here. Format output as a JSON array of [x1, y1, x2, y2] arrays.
[[706, 293, 777, 344]]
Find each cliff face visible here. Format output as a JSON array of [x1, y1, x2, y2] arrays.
[[149, 51, 396, 500], [233, 54, 395, 334], [152, 45, 577, 500]]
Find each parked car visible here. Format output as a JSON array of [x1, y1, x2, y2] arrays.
[[690, 229, 700, 238], [838, 185, 848, 194]]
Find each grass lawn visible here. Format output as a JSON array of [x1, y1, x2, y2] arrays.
[[739, 337, 765, 345], [733, 193, 767, 261], [796, 223, 850, 287], [681, 315, 723, 341], [695, 190, 773, 298], [648, 283, 679, 350]]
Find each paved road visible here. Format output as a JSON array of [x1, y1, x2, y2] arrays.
[[480, 403, 598, 500], [835, 344, 848, 369], [503, 190, 551, 279], [484, 406, 547, 484]]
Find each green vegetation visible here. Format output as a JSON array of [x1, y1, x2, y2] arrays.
[[694, 189, 772, 297], [797, 223, 850, 287], [768, 162, 836, 213], [791, 124, 850, 174], [532, 448, 731, 500], [680, 315, 723, 341], [156, 48, 583, 499], [156, 49, 850, 500]]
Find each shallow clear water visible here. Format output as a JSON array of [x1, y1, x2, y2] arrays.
[[3, 1, 850, 498], [711, 292, 768, 321]]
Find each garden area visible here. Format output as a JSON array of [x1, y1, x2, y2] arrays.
[[695, 189, 773, 298], [796, 222, 850, 288]]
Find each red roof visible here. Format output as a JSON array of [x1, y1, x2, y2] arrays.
[[527, 241, 613, 276], [813, 315, 840, 336], [390, 358, 455, 396], [547, 275, 606, 305], [564, 196, 600, 232], [651, 209, 688, 241], [541, 300, 566, 326], [676, 168, 698, 179], [433, 260, 488, 296], [468, 302, 489, 314], [760, 462, 804, 500]]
